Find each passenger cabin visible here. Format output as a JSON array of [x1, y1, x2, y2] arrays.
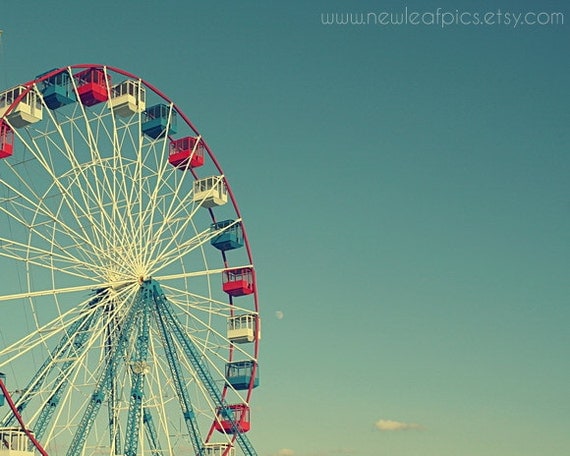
[[227, 314, 258, 344], [223, 267, 254, 297], [0, 122, 14, 159], [74, 68, 110, 107], [210, 220, 243, 251], [225, 360, 259, 390], [169, 136, 205, 169], [201, 443, 235, 456], [110, 80, 146, 117], [193, 176, 227, 208], [0, 428, 34, 456], [0, 86, 43, 128], [37, 69, 76, 109], [142, 104, 177, 139], [214, 404, 251, 434]]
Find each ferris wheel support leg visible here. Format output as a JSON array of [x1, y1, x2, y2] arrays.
[[153, 288, 204, 455], [2, 291, 104, 429], [124, 290, 152, 456], [143, 408, 163, 456], [33, 310, 101, 441], [66, 289, 144, 456], [107, 351, 122, 454], [150, 280, 258, 456]]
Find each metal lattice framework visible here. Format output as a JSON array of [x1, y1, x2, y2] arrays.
[[0, 65, 260, 456]]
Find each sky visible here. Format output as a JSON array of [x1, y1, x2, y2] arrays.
[[0, 1, 569, 455]]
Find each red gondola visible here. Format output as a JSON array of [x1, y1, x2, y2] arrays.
[[0, 121, 14, 159], [214, 404, 250, 434], [222, 267, 254, 297], [169, 136, 205, 169], [74, 68, 110, 106]]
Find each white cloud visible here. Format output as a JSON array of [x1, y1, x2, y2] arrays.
[[375, 419, 423, 432], [275, 310, 284, 320], [274, 449, 294, 456]]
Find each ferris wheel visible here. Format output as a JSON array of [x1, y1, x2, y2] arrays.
[[0, 65, 260, 456]]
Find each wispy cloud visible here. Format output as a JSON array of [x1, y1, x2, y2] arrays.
[[375, 419, 424, 431], [273, 449, 294, 456]]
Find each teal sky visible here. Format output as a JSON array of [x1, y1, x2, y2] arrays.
[[1, 1, 569, 455]]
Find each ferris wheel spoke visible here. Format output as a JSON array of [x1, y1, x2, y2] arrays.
[[49, 165, 151, 280], [16, 108, 141, 263], [0, 177, 107, 274], [151, 299, 204, 454], [148, 227, 212, 274], [150, 218, 242, 275], [153, 285, 257, 455], [153, 135, 202, 219], [165, 298, 257, 370], [137, 144, 195, 260], [41, 355, 93, 444], [131, 112, 174, 260], [0, 235, 93, 280], [4, 139, 113, 263], [4, 219, 136, 285], [0, 278, 137, 305], [0, 161, 92, 250], [32, 82, 85, 171], [136, 172, 195, 268], [0, 294, 100, 369], [155, 266, 243, 283], [63, 283, 147, 456], [59, 164, 135, 261], [161, 283, 254, 319], [16, 303, 104, 434], [0, 201, 100, 275], [136, 147, 199, 227], [111, 132, 145, 257], [66, 70, 114, 166]]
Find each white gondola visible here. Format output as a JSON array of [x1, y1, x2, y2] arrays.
[[0, 428, 35, 456], [227, 314, 258, 344], [0, 86, 43, 128], [192, 176, 228, 208], [110, 80, 146, 117], [201, 443, 235, 456]]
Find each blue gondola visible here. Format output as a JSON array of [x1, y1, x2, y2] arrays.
[[37, 69, 76, 109], [142, 104, 177, 139], [225, 361, 259, 390], [210, 220, 243, 251]]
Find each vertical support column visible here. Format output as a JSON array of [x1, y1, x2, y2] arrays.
[[124, 287, 152, 456], [66, 290, 143, 456], [152, 283, 204, 454]]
